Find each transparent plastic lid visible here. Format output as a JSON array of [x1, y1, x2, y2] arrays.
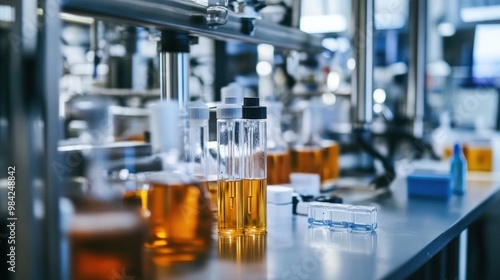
[[217, 96, 242, 119]]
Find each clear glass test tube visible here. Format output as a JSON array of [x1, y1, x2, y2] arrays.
[[217, 96, 244, 235], [242, 97, 267, 234]]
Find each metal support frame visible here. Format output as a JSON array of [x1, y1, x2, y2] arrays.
[[407, 235, 461, 280], [10, 1, 41, 279], [351, 0, 374, 128], [7, 0, 62, 279], [40, 1, 63, 279], [406, 0, 427, 137], [62, 0, 323, 53]]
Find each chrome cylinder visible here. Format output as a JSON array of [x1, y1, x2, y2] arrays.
[[351, 0, 374, 128], [406, 0, 427, 137], [159, 52, 190, 109]]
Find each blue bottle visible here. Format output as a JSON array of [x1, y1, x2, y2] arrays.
[[450, 143, 467, 195]]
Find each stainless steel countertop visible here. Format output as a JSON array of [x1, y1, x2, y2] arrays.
[[148, 177, 500, 280]]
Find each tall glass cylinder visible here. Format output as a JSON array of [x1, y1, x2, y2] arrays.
[[242, 97, 267, 233], [217, 96, 244, 235]]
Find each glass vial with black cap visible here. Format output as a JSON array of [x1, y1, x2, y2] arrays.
[[242, 97, 267, 233]]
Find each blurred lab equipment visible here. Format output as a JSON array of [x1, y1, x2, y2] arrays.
[[144, 100, 213, 262], [265, 99, 291, 185], [290, 99, 339, 186], [67, 98, 146, 280], [187, 102, 211, 181]]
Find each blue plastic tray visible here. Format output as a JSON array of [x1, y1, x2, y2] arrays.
[[406, 171, 452, 200]]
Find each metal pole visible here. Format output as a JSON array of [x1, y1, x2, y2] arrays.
[[40, 0, 63, 279], [159, 52, 167, 100], [90, 20, 100, 79], [159, 52, 189, 108], [158, 31, 190, 110], [7, 1, 63, 279], [351, 0, 374, 129], [61, 0, 323, 53], [10, 0, 42, 279], [406, 0, 427, 137], [291, 0, 302, 28]]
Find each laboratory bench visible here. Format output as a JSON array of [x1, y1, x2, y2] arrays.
[[144, 176, 500, 280]]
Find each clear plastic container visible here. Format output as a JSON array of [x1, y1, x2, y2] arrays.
[[307, 202, 378, 232], [325, 204, 351, 229], [349, 205, 378, 231], [307, 202, 331, 226]]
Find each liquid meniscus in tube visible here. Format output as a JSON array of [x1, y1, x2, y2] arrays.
[[218, 179, 244, 235], [243, 178, 267, 233]]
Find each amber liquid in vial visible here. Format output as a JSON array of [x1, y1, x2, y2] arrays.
[[266, 151, 291, 185], [122, 189, 149, 213], [218, 179, 243, 235], [70, 211, 145, 280], [146, 179, 212, 262], [207, 179, 218, 217], [466, 147, 493, 171], [290, 147, 324, 180], [321, 143, 340, 182], [243, 178, 267, 233]]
